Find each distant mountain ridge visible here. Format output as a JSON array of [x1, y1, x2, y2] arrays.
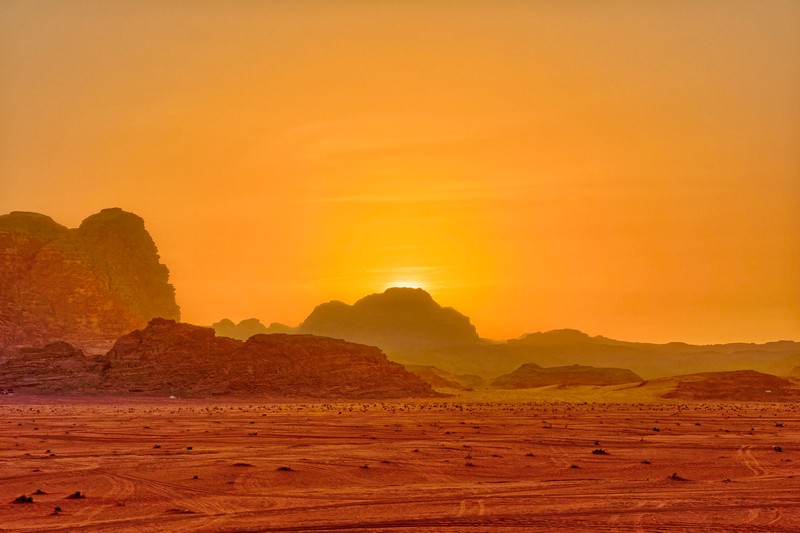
[[212, 318, 295, 340], [287, 290, 800, 379], [497, 329, 800, 379], [404, 365, 486, 390]]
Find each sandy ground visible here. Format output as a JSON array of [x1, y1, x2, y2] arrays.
[[1, 395, 799, 532]]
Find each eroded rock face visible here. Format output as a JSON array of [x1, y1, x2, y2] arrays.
[[0, 319, 438, 398], [0, 342, 108, 394], [0, 209, 180, 354], [103, 318, 239, 395], [102, 319, 438, 398], [491, 363, 643, 388]]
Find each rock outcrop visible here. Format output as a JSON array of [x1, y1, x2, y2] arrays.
[[298, 287, 480, 353], [0, 209, 180, 353], [0, 342, 108, 394], [103, 319, 438, 398], [661, 370, 799, 401], [491, 363, 642, 389], [0, 319, 438, 398]]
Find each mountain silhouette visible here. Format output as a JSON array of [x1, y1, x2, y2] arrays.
[[212, 318, 295, 340], [298, 287, 481, 352], [294, 292, 800, 380]]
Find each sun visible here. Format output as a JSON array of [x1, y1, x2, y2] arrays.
[[385, 280, 425, 290]]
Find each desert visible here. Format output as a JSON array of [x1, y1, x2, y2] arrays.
[[2, 209, 800, 530], [2, 393, 800, 532], [4, 2, 799, 531]]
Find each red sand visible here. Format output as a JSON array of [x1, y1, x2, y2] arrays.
[[1, 396, 799, 531]]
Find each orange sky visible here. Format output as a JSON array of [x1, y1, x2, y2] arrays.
[[2, 1, 798, 343]]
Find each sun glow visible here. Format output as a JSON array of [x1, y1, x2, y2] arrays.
[[1, 2, 797, 344], [386, 280, 425, 290]]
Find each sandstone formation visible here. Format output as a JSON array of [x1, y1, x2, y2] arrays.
[[491, 363, 642, 389], [661, 370, 800, 401], [0, 319, 438, 398], [0, 209, 180, 354], [0, 342, 108, 394]]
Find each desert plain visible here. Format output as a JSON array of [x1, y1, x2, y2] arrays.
[[2, 390, 799, 532]]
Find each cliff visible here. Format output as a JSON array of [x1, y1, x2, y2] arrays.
[[0, 208, 180, 353], [0, 342, 108, 394]]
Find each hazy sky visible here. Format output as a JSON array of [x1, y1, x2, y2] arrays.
[[2, 1, 798, 343]]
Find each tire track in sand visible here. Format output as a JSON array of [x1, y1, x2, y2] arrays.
[[737, 445, 766, 477]]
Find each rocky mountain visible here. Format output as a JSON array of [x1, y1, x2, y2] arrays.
[[0, 319, 439, 398], [293, 291, 800, 380], [490, 363, 642, 389], [104, 318, 437, 398], [298, 287, 481, 352], [212, 318, 296, 340], [0, 208, 180, 354]]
